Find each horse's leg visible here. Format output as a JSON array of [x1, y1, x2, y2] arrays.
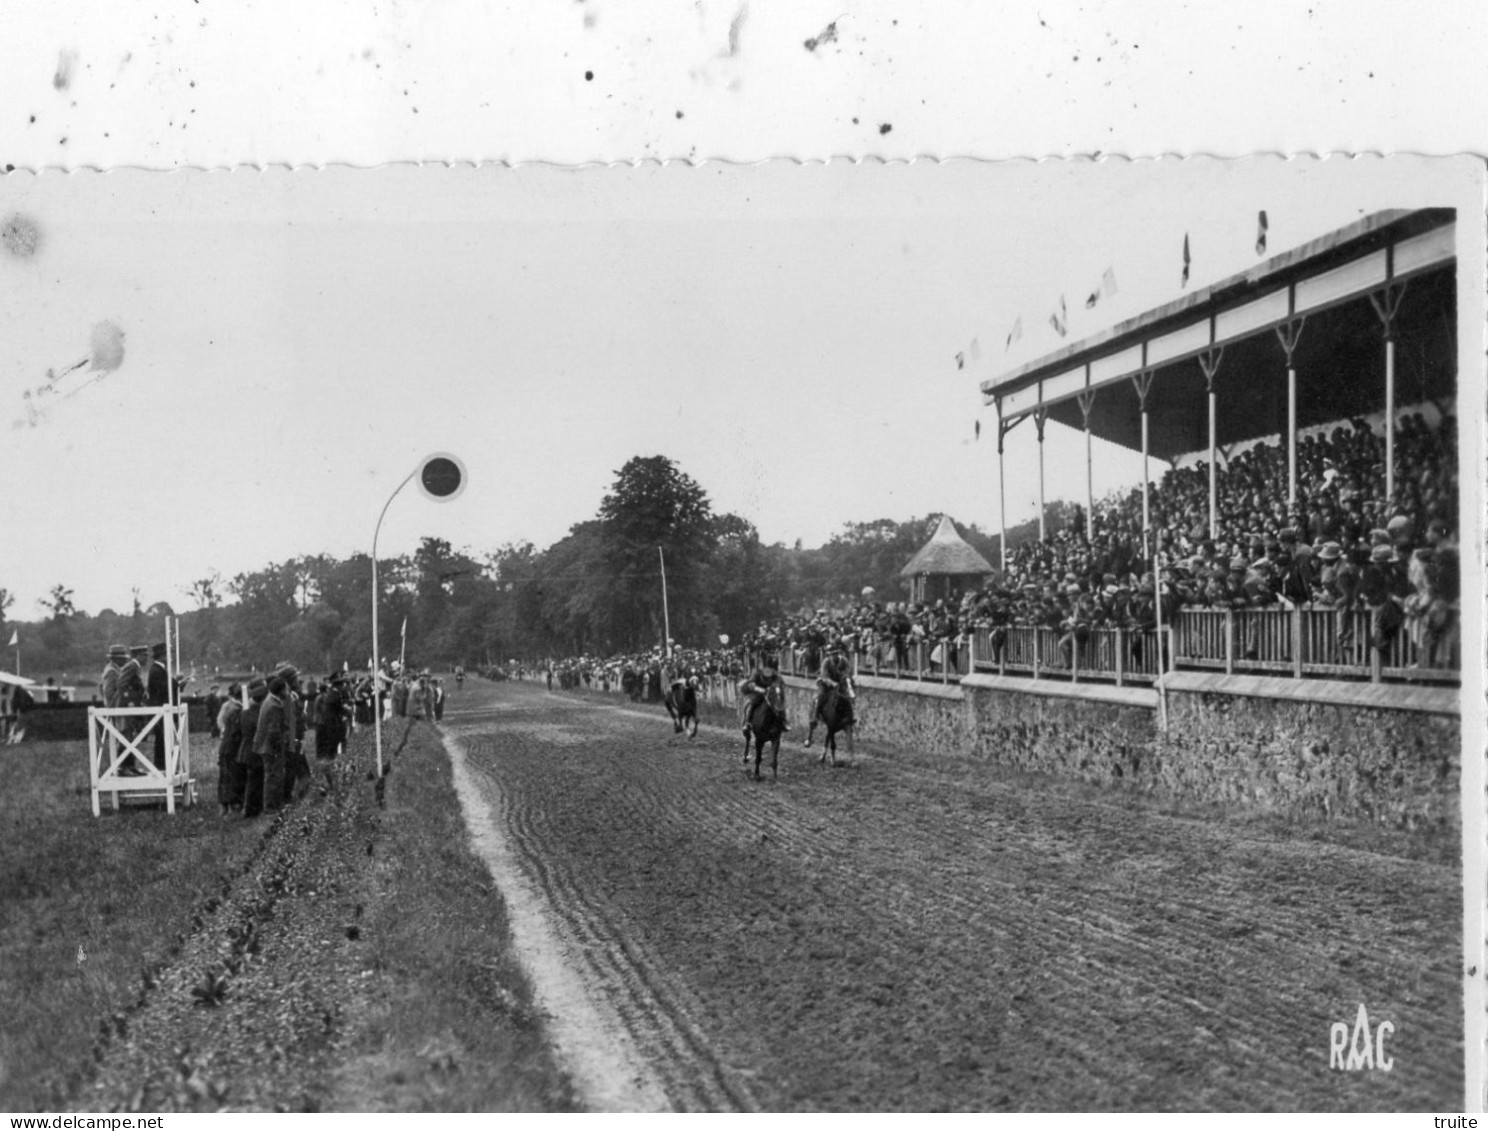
[[770, 735, 778, 780]]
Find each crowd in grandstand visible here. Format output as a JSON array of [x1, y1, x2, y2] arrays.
[[524, 410, 1460, 684]]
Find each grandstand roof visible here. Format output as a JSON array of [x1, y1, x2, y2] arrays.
[[981, 208, 1456, 461], [899, 516, 996, 579]]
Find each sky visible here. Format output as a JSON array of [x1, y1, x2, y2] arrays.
[[0, 155, 1478, 616]]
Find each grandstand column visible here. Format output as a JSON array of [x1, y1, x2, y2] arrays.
[[1276, 318, 1307, 510], [995, 403, 1019, 575], [1369, 282, 1407, 506], [1198, 348, 1225, 540], [1034, 405, 1049, 541], [1131, 371, 1155, 556], [1077, 388, 1097, 542]]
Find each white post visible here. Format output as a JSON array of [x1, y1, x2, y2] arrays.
[[1369, 286, 1404, 511], [658, 546, 672, 656], [1035, 408, 1048, 542], [997, 431, 1008, 575], [1198, 349, 1224, 541], [1207, 389, 1217, 540], [372, 467, 420, 781], [1085, 422, 1094, 542], [1141, 409, 1150, 554], [1385, 334, 1396, 505]]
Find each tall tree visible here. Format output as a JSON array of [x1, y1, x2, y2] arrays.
[[597, 456, 714, 651]]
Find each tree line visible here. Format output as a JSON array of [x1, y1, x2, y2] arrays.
[[1, 456, 1070, 681]]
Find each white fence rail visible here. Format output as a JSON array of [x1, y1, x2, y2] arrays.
[[761, 604, 1459, 690]]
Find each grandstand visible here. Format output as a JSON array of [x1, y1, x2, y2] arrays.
[[750, 210, 1459, 690], [966, 207, 1459, 687]]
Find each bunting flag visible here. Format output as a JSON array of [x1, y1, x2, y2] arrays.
[[7, 630, 15, 647], [969, 337, 981, 362], [1005, 316, 1023, 350], [974, 419, 981, 441], [955, 351, 965, 370], [1255, 210, 1269, 255], [1103, 266, 1118, 296], [1181, 234, 1191, 288], [1049, 295, 1068, 338]]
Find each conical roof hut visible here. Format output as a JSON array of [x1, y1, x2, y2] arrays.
[[898, 515, 996, 603]]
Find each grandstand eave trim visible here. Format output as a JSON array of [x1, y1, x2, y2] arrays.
[[981, 208, 1455, 415]]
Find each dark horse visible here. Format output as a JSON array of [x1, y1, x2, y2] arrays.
[[664, 681, 698, 737], [813, 685, 854, 766], [742, 687, 785, 780]]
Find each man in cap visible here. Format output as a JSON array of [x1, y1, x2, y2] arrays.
[[740, 655, 789, 736], [239, 678, 269, 818], [217, 682, 246, 816], [99, 645, 136, 774], [204, 683, 223, 740], [313, 672, 348, 799], [117, 645, 149, 761], [145, 642, 172, 771], [253, 676, 289, 813], [804, 639, 853, 748], [275, 662, 308, 804], [1361, 543, 1408, 653]]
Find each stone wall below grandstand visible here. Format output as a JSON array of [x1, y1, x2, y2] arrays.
[[780, 672, 1459, 833]]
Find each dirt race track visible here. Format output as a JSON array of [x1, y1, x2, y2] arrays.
[[443, 679, 1462, 1112]]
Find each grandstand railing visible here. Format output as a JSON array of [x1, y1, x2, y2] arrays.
[[766, 604, 1458, 690]]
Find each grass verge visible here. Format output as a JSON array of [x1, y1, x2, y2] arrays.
[[324, 721, 577, 1111], [0, 739, 266, 1109]]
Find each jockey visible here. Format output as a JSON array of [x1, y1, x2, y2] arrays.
[[804, 639, 855, 748], [739, 658, 789, 735]]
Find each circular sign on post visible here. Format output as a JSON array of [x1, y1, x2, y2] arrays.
[[418, 452, 467, 502]]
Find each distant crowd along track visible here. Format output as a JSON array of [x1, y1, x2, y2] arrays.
[[441, 680, 1461, 1112]]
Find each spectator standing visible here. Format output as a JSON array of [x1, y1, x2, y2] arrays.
[[146, 642, 171, 771], [239, 678, 268, 818], [205, 683, 224, 739], [313, 672, 347, 798], [216, 683, 246, 816], [253, 677, 288, 813]]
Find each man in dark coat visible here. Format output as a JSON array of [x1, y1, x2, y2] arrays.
[[253, 677, 288, 814], [146, 642, 171, 770], [239, 678, 268, 818], [204, 684, 223, 739], [216, 683, 246, 815], [274, 663, 307, 806], [314, 673, 347, 798]]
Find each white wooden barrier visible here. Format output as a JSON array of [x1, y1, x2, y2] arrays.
[[87, 704, 194, 815], [86, 616, 195, 816]]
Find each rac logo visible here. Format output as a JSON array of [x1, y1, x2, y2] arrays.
[[1330, 1003, 1394, 1071]]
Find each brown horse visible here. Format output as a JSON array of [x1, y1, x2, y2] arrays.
[[742, 687, 785, 780], [664, 680, 699, 737], [813, 685, 854, 766]]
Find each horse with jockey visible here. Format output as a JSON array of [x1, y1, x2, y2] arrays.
[[738, 654, 790, 738], [804, 637, 855, 749]]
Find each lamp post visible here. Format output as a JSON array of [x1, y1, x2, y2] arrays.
[[371, 453, 467, 779]]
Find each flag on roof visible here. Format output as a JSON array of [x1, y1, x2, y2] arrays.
[[1049, 295, 1068, 338], [1181, 233, 1191, 288], [1256, 210, 1269, 255], [1004, 316, 1022, 350]]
